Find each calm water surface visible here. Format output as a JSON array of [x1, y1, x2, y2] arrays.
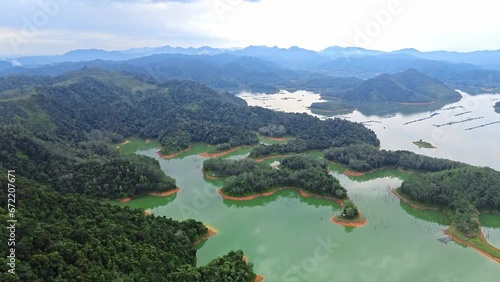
[[117, 90, 500, 281]]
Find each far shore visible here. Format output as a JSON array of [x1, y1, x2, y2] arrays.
[[118, 187, 181, 203], [398, 101, 436, 105]]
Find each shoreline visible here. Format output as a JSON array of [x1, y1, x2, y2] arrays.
[[118, 187, 181, 203], [391, 189, 439, 210], [157, 147, 191, 159], [201, 168, 221, 180], [399, 101, 435, 105], [445, 229, 500, 264], [393, 189, 500, 263], [149, 187, 181, 197], [193, 225, 218, 246], [343, 167, 384, 177], [251, 154, 291, 163], [199, 146, 249, 158], [255, 275, 265, 282], [217, 187, 344, 206], [331, 212, 368, 227]]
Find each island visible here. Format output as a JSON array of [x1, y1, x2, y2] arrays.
[[413, 139, 437, 149], [203, 155, 367, 226]]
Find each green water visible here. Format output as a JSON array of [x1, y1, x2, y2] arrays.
[[116, 140, 500, 281]]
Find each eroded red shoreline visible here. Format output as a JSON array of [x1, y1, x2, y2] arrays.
[[149, 187, 181, 197], [252, 154, 291, 163], [392, 189, 500, 263], [199, 146, 249, 158], [156, 147, 191, 159], [445, 230, 500, 264], [118, 187, 181, 202], [193, 225, 218, 246], [391, 189, 439, 210], [330, 212, 368, 227], [201, 169, 222, 180], [217, 187, 343, 205]]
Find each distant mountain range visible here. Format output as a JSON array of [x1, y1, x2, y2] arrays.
[[2, 45, 500, 94], [6, 45, 500, 68]]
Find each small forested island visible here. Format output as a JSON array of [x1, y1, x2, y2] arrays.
[[309, 101, 356, 115], [203, 155, 366, 226], [412, 139, 437, 149]]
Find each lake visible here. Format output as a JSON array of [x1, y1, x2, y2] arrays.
[[116, 90, 500, 281], [238, 90, 500, 171]]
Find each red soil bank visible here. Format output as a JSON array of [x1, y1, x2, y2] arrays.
[[331, 212, 368, 227], [218, 187, 344, 206], [118, 187, 181, 202], [255, 275, 265, 282], [201, 169, 221, 180], [445, 230, 500, 264], [391, 189, 439, 211], [193, 225, 218, 246], [149, 187, 181, 197], [199, 146, 248, 158], [156, 147, 191, 159], [393, 189, 500, 263]]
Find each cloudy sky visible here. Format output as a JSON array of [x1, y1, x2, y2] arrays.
[[1, 0, 499, 57]]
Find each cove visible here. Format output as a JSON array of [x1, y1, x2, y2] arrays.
[[116, 139, 500, 281]]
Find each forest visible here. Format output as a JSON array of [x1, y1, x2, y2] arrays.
[[400, 167, 500, 235], [0, 69, 379, 200], [250, 118, 379, 157], [0, 69, 380, 280], [324, 144, 466, 172], [0, 175, 256, 281], [204, 155, 347, 199]]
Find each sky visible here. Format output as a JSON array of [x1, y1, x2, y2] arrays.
[[1, 0, 499, 57]]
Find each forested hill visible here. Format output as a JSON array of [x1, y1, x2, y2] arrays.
[[338, 69, 461, 103], [0, 176, 256, 281], [0, 68, 378, 199]]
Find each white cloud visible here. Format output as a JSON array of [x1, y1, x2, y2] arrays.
[[0, 0, 499, 56]]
